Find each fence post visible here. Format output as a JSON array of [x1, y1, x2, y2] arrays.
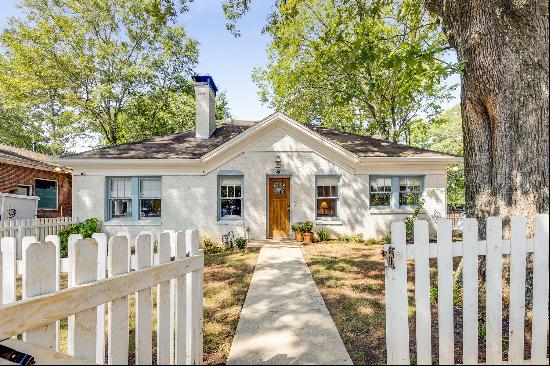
[[437, 219, 454, 365], [44, 234, 61, 352], [385, 221, 409, 365], [486, 217, 503, 364], [186, 229, 203, 365], [135, 233, 153, 365], [174, 231, 187, 364], [413, 221, 431, 365], [157, 232, 172, 365], [531, 214, 549, 364], [108, 236, 130, 365], [22, 241, 57, 349], [68, 238, 98, 363], [93, 233, 108, 365], [1, 237, 16, 305], [462, 218, 479, 364]]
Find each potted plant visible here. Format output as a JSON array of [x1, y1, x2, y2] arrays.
[[292, 222, 304, 241], [301, 221, 314, 244]]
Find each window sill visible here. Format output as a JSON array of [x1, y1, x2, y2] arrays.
[[315, 220, 343, 226], [104, 220, 162, 226], [217, 220, 244, 226], [369, 208, 425, 215]]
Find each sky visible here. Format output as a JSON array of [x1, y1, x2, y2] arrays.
[[0, 0, 460, 131]]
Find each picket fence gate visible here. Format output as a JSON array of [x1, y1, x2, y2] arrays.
[[0, 217, 76, 259], [384, 214, 549, 365], [0, 230, 204, 365]]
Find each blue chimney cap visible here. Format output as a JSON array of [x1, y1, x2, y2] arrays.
[[192, 75, 218, 95]]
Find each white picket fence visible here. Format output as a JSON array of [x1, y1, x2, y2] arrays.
[[0, 217, 76, 259], [0, 230, 204, 365], [385, 214, 549, 365]]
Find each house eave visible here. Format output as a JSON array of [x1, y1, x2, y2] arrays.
[[358, 156, 462, 165], [57, 158, 202, 167]]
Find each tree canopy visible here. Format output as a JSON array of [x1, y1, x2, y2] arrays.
[[0, 0, 230, 153]]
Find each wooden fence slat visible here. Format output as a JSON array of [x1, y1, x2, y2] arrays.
[[486, 216, 503, 364], [67, 234, 83, 287], [531, 214, 549, 364], [44, 234, 61, 352], [437, 219, 454, 365], [462, 218, 479, 364], [186, 229, 203, 365], [157, 232, 172, 365], [108, 236, 129, 365], [68, 238, 98, 363], [22, 241, 57, 350], [93, 233, 108, 365], [413, 221, 431, 365], [174, 231, 187, 365], [508, 216, 527, 364], [135, 233, 153, 365], [1, 237, 16, 305], [385, 222, 409, 364]]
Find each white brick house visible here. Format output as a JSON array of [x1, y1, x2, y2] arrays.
[[62, 76, 461, 241]]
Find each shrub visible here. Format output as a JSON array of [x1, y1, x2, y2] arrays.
[[316, 228, 331, 242], [58, 218, 101, 257], [203, 236, 222, 254], [235, 237, 247, 249], [291, 222, 303, 233], [338, 233, 363, 243], [302, 221, 314, 233], [404, 199, 424, 242]]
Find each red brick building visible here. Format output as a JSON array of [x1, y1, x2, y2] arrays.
[[0, 143, 72, 218]]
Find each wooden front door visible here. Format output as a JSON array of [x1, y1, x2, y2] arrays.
[[268, 177, 291, 239]]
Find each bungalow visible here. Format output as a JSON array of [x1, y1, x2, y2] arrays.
[[62, 76, 461, 241]]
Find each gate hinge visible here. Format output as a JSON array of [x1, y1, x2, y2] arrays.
[[381, 246, 396, 270]]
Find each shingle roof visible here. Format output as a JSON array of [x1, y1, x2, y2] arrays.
[[0, 143, 60, 169], [65, 119, 456, 160]]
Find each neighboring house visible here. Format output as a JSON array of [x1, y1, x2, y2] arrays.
[[62, 76, 461, 240], [0, 143, 72, 218]]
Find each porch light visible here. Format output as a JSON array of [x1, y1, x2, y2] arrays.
[[274, 156, 282, 173]]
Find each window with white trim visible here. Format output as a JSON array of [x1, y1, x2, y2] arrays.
[[219, 176, 243, 220], [316, 176, 339, 219], [369, 176, 424, 209], [107, 177, 161, 220], [35, 179, 58, 209]]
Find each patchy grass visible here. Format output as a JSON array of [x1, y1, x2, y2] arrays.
[[302, 241, 387, 364], [14, 248, 259, 365], [203, 248, 260, 365]]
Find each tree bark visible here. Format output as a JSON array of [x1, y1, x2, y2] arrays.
[[426, 0, 549, 230]]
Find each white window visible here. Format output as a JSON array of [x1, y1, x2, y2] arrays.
[[109, 178, 132, 219], [108, 177, 162, 220], [219, 176, 243, 220], [370, 176, 424, 209], [139, 178, 162, 218], [369, 176, 392, 207], [399, 177, 422, 207], [316, 176, 339, 219], [35, 179, 58, 209]]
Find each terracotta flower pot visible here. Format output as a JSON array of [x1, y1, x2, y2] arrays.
[[294, 232, 303, 242], [302, 232, 313, 244]]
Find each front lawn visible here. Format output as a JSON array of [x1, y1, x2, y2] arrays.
[[302, 241, 387, 364]]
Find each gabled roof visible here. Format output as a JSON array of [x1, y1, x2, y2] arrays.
[[63, 112, 459, 162], [0, 143, 62, 170]]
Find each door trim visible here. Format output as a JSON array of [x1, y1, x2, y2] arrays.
[[266, 175, 293, 239]]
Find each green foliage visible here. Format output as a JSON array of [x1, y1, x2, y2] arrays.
[[408, 105, 465, 209], [203, 236, 222, 254], [338, 233, 364, 243], [301, 221, 314, 233], [0, 0, 231, 150], [291, 222, 303, 233], [404, 199, 424, 242], [250, 0, 459, 141], [316, 227, 331, 242], [234, 237, 247, 249], [58, 218, 101, 257]]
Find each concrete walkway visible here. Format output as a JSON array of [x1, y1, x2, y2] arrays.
[[227, 244, 353, 365]]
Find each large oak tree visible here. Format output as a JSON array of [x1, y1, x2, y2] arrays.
[[223, 0, 549, 220]]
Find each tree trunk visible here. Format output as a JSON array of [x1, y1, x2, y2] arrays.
[[426, 0, 549, 230]]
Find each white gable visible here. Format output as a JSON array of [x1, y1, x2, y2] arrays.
[[249, 125, 313, 152]]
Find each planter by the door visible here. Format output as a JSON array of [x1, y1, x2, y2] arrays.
[[294, 232, 304, 242], [302, 232, 314, 244]]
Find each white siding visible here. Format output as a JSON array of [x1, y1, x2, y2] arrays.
[[72, 125, 448, 241]]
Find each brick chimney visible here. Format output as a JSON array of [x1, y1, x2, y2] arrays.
[[193, 75, 218, 139]]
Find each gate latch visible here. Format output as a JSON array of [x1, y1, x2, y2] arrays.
[[381, 246, 396, 270]]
